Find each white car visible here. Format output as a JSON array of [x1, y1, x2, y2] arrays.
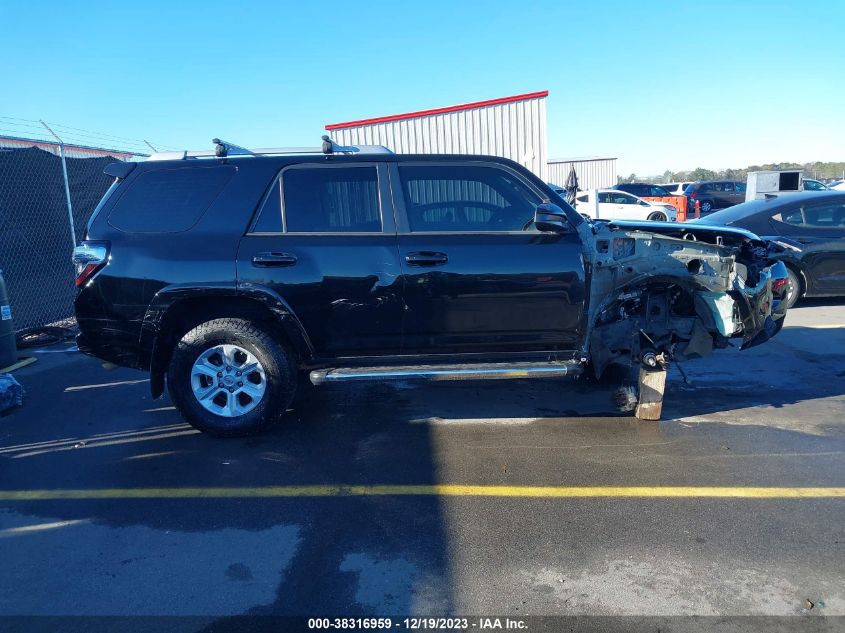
[[574, 189, 678, 222]]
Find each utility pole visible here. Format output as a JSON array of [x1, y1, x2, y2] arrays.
[[40, 120, 77, 248]]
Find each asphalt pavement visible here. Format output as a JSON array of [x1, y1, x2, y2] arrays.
[[1, 301, 843, 628]]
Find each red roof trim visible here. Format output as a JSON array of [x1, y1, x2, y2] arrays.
[[325, 90, 549, 130]]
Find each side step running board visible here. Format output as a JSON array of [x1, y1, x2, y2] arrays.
[[310, 361, 583, 385]]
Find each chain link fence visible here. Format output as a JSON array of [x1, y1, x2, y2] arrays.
[[0, 133, 144, 331]]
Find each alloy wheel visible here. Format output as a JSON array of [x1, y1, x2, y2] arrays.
[[190, 344, 267, 417]]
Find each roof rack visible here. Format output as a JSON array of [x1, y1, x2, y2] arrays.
[[147, 135, 394, 161]]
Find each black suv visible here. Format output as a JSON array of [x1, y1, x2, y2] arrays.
[[73, 139, 788, 436]]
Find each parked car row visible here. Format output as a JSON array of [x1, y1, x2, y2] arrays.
[[553, 174, 844, 310], [694, 190, 845, 308]]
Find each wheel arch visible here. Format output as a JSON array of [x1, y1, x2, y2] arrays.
[[141, 284, 314, 399]]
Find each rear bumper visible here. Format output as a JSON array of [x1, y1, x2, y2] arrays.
[[76, 319, 149, 370]]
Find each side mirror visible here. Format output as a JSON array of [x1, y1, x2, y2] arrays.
[[534, 202, 569, 233]]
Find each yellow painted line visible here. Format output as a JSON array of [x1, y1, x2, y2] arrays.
[[0, 485, 844, 501], [0, 356, 36, 373], [65, 378, 149, 392]]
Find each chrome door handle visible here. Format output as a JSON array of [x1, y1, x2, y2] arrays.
[[252, 252, 297, 267]]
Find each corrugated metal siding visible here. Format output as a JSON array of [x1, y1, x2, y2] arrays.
[[330, 96, 549, 180], [547, 158, 617, 190]]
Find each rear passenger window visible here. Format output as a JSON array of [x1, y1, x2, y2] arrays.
[[108, 166, 235, 233], [283, 167, 381, 233]]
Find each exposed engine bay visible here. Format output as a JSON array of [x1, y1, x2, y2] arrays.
[[581, 220, 788, 377]]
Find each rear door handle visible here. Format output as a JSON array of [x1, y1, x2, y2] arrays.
[[405, 251, 448, 266], [252, 252, 297, 267]]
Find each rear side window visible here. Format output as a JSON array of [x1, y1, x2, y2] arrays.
[[282, 167, 381, 233], [108, 166, 235, 233], [775, 202, 845, 230]]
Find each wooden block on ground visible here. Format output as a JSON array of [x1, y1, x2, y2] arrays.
[[635, 367, 666, 421]]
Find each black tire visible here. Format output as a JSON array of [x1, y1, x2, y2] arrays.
[[699, 200, 714, 213], [783, 267, 803, 310], [167, 318, 297, 437], [647, 211, 667, 222]]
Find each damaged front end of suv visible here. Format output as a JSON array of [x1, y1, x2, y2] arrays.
[[581, 220, 789, 378]]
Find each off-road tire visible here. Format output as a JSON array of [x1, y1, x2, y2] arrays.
[[167, 318, 296, 437]]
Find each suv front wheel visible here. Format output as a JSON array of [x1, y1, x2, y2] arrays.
[[167, 318, 296, 436]]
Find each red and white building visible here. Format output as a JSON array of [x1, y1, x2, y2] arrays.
[[325, 91, 616, 189]]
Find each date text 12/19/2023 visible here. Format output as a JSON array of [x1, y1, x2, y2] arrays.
[[307, 617, 528, 630]]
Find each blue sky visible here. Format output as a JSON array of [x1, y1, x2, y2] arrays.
[[1, 0, 842, 174]]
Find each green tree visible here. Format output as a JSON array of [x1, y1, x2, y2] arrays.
[[689, 167, 717, 181]]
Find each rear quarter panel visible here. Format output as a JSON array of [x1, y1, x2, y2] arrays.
[[78, 160, 279, 366]]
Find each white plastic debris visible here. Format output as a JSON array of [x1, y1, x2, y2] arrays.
[[0, 373, 24, 413]]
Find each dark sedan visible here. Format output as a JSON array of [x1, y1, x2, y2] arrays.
[[694, 191, 845, 308]]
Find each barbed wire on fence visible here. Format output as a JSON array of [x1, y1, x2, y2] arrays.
[[0, 116, 172, 331], [0, 115, 177, 155]]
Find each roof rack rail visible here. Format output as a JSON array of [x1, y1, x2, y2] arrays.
[[147, 135, 394, 161]]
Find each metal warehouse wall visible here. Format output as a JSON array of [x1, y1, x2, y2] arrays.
[[547, 158, 617, 190], [326, 91, 549, 180]]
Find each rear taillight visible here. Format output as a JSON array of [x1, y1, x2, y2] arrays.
[[772, 277, 789, 293], [72, 241, 110, 287]]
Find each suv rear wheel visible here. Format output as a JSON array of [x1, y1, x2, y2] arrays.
[[699, 200, 714, 213], [167, 318, 296, 436]]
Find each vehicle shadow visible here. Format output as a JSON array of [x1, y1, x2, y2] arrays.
[[0, 356, 456, 616], [0, 322, 842, 615]]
